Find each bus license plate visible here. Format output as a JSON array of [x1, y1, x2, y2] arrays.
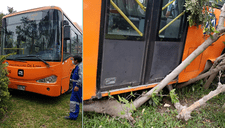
[[17, 85, 26, 91]]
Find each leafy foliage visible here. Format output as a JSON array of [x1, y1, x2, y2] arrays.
[[7, 6, 16, 14], [0, 6, 16, 120], [0, 55, 10, 119], [0, 6, 16, 46], [117, 95, 136, 116], [0, 13, 4, 27], [150, 89, 163, 106], [0, 13, 5, 46], [169, 89, 179, 104], [184, 0, 223, 35], [108, 92, 136, 116]]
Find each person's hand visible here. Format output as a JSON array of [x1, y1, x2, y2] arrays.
[[74, 86, 79, 92], [166, 11, 171, 18]]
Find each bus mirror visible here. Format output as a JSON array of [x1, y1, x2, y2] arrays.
[[64, 25, 71, 40]]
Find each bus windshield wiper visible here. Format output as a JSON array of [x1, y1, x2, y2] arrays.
[[15, 55, 50, 67], [25, 55, 50, 67]]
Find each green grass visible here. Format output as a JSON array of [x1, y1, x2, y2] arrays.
[[0, 89, 82, 128], [84, 83, 225, 128]]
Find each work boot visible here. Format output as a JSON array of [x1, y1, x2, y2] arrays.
[[64, 116, 71, 120]]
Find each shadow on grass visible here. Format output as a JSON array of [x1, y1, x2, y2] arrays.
[[8, 89, 70, 105]]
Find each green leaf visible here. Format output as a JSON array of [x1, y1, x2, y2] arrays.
[[214, 30, 220, 34], [118, 95, 122, 102], [210, 34, 213, 39], [108, 92, 114, 99], [169, 89, 179, 104], [0, 54, 11, 119], [131, 103, 136, 111], [130, 91, 135, 97]]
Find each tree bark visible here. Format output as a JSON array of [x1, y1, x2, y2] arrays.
[[83, 99, 134, 121], [203, 54, 225, 89], [203, 73, 217, 89]]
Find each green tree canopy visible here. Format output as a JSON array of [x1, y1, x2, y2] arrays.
[[0, 13, 5, 46], [7, 6, 16, 14]]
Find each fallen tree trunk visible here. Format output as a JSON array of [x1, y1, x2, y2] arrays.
[[176, 82, 225, 121], [83, 99, 133, 120]]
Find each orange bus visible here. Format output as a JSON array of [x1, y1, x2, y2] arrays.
[[83, 0, 225, 100], [1, 6, 82, 97]]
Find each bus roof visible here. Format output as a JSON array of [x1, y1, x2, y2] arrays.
[[3, 6, 63, 19], [73, 22, 83, 33]]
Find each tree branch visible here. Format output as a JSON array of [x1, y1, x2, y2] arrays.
[[217, 4, 225, 29], [177, 64, 225, 88], [177, 82, 225, 121], [178, 53, 225, 89]]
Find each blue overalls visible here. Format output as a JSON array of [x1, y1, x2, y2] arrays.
[[69, 65, 82, 120]]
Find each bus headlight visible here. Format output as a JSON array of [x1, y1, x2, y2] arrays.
[[37, 75, 57, 83]]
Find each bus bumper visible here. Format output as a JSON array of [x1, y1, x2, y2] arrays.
[[8, 78, 61, 97]]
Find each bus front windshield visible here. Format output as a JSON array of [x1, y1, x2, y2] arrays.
[[1, 9, 62, 61]]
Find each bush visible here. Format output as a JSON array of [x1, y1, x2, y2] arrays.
[[0, 55, 11, 119]]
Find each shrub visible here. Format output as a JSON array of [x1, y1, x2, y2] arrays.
[[0, 55, 11, 119]]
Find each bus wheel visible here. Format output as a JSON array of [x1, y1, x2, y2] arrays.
[[65, 81, 73, 94]]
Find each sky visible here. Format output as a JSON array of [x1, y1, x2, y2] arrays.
[[0, 0, 83, 28]]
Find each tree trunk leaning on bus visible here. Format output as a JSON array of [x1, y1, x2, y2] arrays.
[[83, 1, 225, 122]]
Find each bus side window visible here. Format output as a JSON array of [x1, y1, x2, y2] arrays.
[[78, 35, 82, 57], [106, 0, 147, 38], [158, 0, 185, 40], [63, 15, 71, 60], [71, 30, 78, 56], [63, 39, 71, 60]]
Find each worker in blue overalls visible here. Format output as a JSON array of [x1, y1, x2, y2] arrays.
[[65, 55, 82, 120]]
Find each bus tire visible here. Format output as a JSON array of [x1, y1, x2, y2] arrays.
[[65, 81, 73, 94]]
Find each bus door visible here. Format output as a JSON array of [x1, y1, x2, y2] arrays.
[[97, 0, 187, 93], [143, 0, 187, 84]]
